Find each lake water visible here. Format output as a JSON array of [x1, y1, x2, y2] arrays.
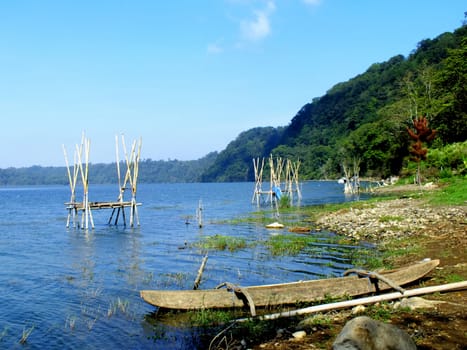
[[0, 181, 369, 349]]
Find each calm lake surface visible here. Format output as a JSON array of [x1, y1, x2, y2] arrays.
[[0, 182, 370, 349]]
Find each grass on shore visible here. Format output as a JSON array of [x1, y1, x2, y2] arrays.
[[302, 177, 466, 219], [427, 177, 467, 205]]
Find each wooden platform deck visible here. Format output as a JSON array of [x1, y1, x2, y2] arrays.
[[65, 200, 142, 228], [65, 201, 142, 210]]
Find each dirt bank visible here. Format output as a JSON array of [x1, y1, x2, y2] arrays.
[[250, 185, 466, 350]]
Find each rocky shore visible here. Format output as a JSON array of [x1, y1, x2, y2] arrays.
[[315, 196, 466, 241]]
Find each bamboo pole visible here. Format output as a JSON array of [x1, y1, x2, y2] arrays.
[[121, 206, 126, 226], [75, 141, 86, 229], [293, 160, 301, 200], [131, 137, 142, 227], [71, 148, 80, 227], [63, 145, 74, 228], [120, 134, 130, 192], [128, 139, 137, 227], [120, 135, 132, 226], [235, 281, 467, 323], [276, 157, 284, 187], [133, 138, 142, 191], [85, 138, 94, 229], [75, 136, 94, 230], [62, 145, 74, 195], [269, 155, 274, 204], [252, 158, 259, 204], [115, 135, 122, 202], [63, 141, 82, 228]]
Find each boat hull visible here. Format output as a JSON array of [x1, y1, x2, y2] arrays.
[[140, 259, 439, 311]]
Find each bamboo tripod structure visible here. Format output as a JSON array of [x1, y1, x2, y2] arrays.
[[63, 133, 142, 230], [252, 157, 265, 206], [341, 158, 361, 194], [252, 155, 302, 206], [109, 134, 142, 227], [63, 133, 94, 230]]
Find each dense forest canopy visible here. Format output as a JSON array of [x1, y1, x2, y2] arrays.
[[201, 24, 467, 181], [1, 23, 466, 185]]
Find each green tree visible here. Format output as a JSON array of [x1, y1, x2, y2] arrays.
[[435, 31, 467, 143]]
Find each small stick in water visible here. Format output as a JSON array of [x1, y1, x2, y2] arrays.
[[193, 254, 209, 290]]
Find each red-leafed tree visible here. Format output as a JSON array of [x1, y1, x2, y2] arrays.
[[407, 116, 437, 185]]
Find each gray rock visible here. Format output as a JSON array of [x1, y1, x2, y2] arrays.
[[332, 316, 416, 350], [397, 296, 444, 310]]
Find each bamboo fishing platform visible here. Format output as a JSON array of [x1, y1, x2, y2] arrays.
[[252, 155, 302, 207], [63, 133, 142, 229]]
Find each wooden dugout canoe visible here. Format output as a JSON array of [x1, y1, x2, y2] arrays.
[[140, 259, 439, 311]]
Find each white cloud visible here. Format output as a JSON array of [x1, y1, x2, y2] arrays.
[[240, 1, 276, 41], [207, 43, 224, 54], [302, 0, 321, 6]]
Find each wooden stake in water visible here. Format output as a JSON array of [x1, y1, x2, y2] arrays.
[[193, 254, 208, 290], [196, 199, 203, 228]]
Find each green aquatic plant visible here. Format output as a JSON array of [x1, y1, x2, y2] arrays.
[[187, 309, 234, 327], [347, 248, 385, 270], [279, 195, 291, 208], [116, 297, 130, 314], [108, 297, 130, 317], [195, 235, 247, 252], [265, 234, 319, 256]]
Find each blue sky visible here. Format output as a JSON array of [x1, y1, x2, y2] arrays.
[[0, 0, 465, 168]]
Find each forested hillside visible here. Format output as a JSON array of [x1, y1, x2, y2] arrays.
[[1, 24, 466, 185], [200, 127, 284, 182], [201, 24, 467, 181]]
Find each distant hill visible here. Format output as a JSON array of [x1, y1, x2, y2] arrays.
[[0, 152, 218, 186], [200, 127, 284, 182]]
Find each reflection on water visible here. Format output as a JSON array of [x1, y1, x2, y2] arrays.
[[0, 182, 370, 349]]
